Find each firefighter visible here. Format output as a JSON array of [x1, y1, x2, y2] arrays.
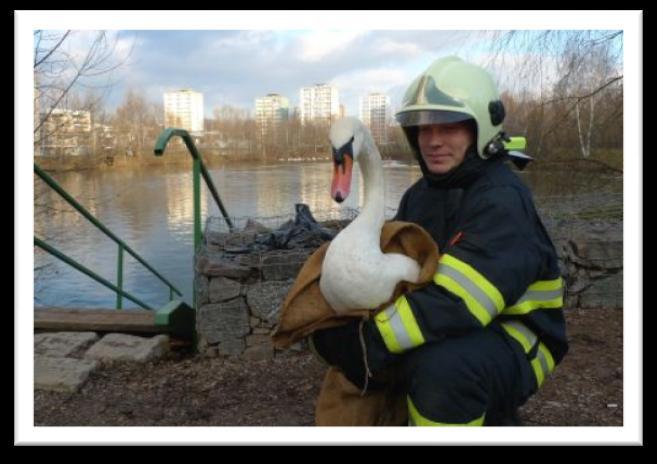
[[310, 56, 568, 426]]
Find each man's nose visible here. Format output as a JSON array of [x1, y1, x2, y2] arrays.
[[428, 130, 444, 146]]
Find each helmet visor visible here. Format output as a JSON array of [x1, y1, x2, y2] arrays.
[[395, 110, 473, 127]]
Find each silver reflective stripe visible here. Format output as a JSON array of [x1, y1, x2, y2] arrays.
[[513, 288, 563, 305], [504, 320, 538, 353], [438, 262, 499, 320], [536, 348, 551, 376], [381, 304, 415, 351]]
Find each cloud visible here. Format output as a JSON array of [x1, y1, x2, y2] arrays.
[[298, 30, 369, 62], [54, 29, 594, 118], [330, 68, 412, 96]]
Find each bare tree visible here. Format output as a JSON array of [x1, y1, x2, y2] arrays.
[[34, 30, 134, 150], [113, 89, 162, 156], [485, 30, 623, 165]]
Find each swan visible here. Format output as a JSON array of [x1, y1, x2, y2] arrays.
[[319, 117, 421, 314]]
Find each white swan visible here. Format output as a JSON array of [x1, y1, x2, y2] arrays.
[[319, 117, 421, 314]]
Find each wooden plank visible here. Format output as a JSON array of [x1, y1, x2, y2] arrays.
[[34, 308, 166, 334]]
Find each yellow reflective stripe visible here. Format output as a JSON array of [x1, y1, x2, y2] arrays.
[[374, 306, 402, 353], [500, 321, 536, 354], [374, 296, 424, 354], [531, 342, 556, 388], [439, 254, 505, 311], [407, 397, 485, 426], [501, 321, 556, 388], [528, 278, 563, 292], [531, 357, 545, 387], [504, 277, 564, 315], [504, 298, 563, 315]]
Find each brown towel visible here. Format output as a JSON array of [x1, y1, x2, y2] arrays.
[[271, 221, 439, 426]]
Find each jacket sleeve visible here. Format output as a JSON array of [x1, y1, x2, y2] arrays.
[[371, 185, 546, 354]]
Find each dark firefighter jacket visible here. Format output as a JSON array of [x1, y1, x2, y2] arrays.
[[368, 156, 569, 388]]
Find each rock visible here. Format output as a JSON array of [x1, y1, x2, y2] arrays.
[[567, 228, 622, 271], [243, 219, 271, 233], [35, 356, 99, 393], [197, 300, 250, 345], [196, 252, 253, 279], [261, 251, 311, 280], [246, 334, 271, 348], [202, 345, 221, 358], [246, 280, 293, 322], [205, 217, 258, 250], [242, 343, 273, 361], [579, 272, 623, 309], [209, 277, 242, 302], [196, 275, 210, 306], [84, 334, 170, 363], [34, 332, 99, 359], [218, 338, 245, 357]]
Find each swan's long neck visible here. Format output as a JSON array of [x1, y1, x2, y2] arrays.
[[355, 128, 385, 231]]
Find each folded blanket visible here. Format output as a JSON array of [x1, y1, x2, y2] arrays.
[[271, 221, 439, 425]]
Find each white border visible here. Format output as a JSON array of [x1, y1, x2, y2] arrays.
[[16, 10, 642, 445]]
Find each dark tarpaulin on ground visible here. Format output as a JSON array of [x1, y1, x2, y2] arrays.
[[223, 204, 338, 253]]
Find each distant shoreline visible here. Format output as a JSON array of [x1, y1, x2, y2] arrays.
[[34, 152, 418, 173]]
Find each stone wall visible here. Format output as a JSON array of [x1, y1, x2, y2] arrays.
[[195, 216, 349, 359], [195, 216, 622, 358], [549, 219, 623, 310]]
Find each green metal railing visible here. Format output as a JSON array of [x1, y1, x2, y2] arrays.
[[153, 128, 234, 310], [34, 163, 183, 310], [154, 128, 234, 252]]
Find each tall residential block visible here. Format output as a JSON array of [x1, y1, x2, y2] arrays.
[[359, 93, 391, 144], [39, 109, 92, 156], [164, 89, 204, 133], [299, 84, 339, 125], [255, 93, 289, 136]]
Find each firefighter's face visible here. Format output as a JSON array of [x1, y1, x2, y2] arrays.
[[417, 122, 474, 175]]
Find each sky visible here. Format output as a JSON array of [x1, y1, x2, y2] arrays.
[[49, 29, 529, 120]]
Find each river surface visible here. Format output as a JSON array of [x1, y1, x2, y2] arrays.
[[34, 160, 622, 309]]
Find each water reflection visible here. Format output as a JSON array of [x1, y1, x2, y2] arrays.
[[34, 160, 620, 309]]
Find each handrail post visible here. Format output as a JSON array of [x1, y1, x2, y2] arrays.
[[155, 128, 234, 317], [193, 157, 201, 311], [193, 157, 202, 252], [154, 128, 234, 232], [116, 244, 124, 309]]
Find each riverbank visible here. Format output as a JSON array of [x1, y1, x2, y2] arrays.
[[34, 306, 623, 428], [34, 151, 621, 175]]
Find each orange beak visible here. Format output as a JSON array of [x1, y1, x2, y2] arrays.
[[331, 155, 353, 203]]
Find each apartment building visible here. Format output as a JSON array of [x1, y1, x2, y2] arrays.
[[255, 93, 289, 137], [299, 84, 340, 125], [38, 109, 93, 156], [164, 89, 204, 133], [359, 93, 391, 144]]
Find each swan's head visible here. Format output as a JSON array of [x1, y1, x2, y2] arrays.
[[328, 117, 366, 203]]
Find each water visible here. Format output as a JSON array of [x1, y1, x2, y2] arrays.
[[33, 161, 422, 309], [34, 160, 622, 309]]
